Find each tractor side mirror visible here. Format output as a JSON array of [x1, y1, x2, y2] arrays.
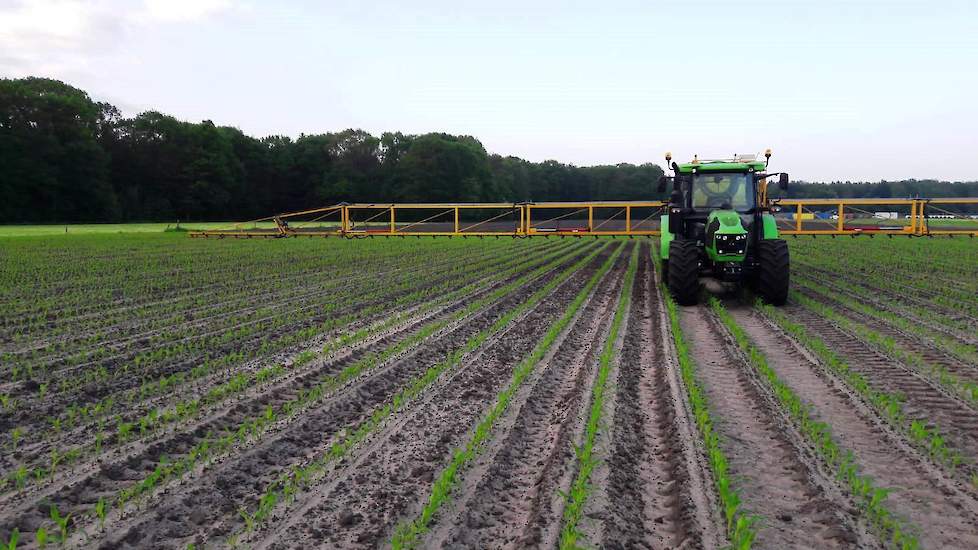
[[779, 173, 789, 191], [657, 175, 671, 193]]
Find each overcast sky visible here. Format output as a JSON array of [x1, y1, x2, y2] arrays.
[[2, 0, 976, 181]]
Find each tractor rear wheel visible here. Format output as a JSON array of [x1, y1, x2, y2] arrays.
[[667, 240, 700, 305], [755, 239, 790, 305]]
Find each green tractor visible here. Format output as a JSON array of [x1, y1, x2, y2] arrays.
[[658, 150, 790, 306]]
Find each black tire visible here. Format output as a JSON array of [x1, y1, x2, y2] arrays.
[[667, 240, 700, 305], [755, 239, 790, 305], [660, 259, 669, 280]]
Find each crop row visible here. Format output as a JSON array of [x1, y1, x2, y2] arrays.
[[389, 241, 625, 548], [761, 300, 971, 481], [1, 240, 586, 495], [558, 242, 638, 548], [788, 238, 978, 319], [4, 240, 606, 546]]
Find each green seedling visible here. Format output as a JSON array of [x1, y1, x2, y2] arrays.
[[95, 497, 107, 529], [50, 504, 71, 543], [9, 427, 23, 451]]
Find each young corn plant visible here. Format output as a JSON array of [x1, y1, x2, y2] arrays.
[[660, 290, 757, 549], [760, 301, 966, 472], [391, 243, 625, 549], [50, 504, 71, 544], [94, 497, 107, 530], [559, 243, 638, 549], [712, 298, 919, 550], [9, 427, 22, 451], [234, 243, 612, 543]]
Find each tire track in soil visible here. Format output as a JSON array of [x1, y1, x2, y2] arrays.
[[598, 244, 716, 550], [796, 285, 978, 378], [680, 305, 861, 549], [250, 246, 619, 550], [0, 243, 599, 544], [91, 244, 606, 549], [794, 263, 978, 333], [793, 272, 978, 349], [735, 305, 978, 549], [424, 242, 630, 550], [785, 305, 978, 468]]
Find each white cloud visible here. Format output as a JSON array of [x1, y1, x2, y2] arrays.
[[0, 0, 235, 77], [141, 0, 233, 22]]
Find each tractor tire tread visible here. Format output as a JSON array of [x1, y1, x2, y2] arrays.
[[668, 240, 700, 305], [756, 239, 790, 305]]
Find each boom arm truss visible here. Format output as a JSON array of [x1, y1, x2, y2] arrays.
[[189, 198, 978, 238]]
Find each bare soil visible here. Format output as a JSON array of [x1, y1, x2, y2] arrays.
[[6, 236, 978, 550], [733, 305, 978, 549], [681, 304, 864, 549]]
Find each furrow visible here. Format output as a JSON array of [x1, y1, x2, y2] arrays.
[[90, 243, 605, 549], [795, 284, 978, 380], [680, 304, 861, 549], [0, 243, 598, 544], [600, 244, 711, 549], [737, 305, 978, 549], [785, 305, 978, 464], [426, 242, 628, 549], [251, 245, 618, 549]]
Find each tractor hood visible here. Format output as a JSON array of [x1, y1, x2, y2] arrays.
[[706, 209, 748, 261]]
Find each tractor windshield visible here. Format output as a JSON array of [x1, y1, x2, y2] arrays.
[[691, 172, 755, 211]]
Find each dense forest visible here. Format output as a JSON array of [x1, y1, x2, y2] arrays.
[[2, 77, 976, 223]]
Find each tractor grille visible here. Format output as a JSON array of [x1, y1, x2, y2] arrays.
[[715, 234, 747, 255]]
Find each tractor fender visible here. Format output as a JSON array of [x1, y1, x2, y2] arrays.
[[761, 213, 780, 239], [660, 214, 674, 259]]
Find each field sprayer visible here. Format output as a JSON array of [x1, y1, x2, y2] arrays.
[[188, 150, 978, 305]]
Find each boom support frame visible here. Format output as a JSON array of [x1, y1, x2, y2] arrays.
[[189, 198, 978, 238]]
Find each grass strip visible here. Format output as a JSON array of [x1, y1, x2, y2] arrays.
[[792, 284, 978, 404], [234, 241, 613, 536], [388, 241, 627, 549], [557, 241, 638, 549], [711, 298, 919, 549], [761, 297, 965, 471]]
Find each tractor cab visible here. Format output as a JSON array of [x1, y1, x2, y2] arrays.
[[658, 151, 791, 306]]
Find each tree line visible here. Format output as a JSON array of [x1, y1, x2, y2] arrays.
[[1, 77, 975, 223]]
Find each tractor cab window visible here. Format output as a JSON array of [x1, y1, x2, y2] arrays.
[[691, 172, 755, 211]]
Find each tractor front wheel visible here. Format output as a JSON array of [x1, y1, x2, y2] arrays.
[[755, 239, 790, 305], [667, 240, 700, 305]]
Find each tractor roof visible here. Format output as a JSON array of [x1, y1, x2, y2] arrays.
[[676, 160, 766, 174]]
